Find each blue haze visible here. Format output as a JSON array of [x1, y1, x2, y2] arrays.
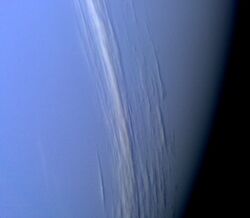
[[0, 0, 234, 217]]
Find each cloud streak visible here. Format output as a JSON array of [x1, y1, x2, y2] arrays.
[[73, 0, 174, 217]]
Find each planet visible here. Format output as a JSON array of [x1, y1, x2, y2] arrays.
[[0, 0, 235, 217]]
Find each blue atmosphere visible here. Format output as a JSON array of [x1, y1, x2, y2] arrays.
[[0, 1, 234, 217]]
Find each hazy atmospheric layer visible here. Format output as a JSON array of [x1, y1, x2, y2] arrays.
[[73, 0, 175, 217]]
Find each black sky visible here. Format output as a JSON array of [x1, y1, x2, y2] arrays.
[[182, 1, 246, 217]]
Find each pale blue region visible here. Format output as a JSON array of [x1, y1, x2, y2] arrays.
[[0, 0, 235, 218], [0, 1, 106, 217]]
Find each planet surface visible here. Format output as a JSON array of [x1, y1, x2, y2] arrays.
[[0, 0, 235, 217]]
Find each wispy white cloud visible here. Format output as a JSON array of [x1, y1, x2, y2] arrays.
[[73, 0, 174, 217]]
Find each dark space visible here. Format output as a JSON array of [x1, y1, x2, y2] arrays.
[[182, 1, 246, 218]]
